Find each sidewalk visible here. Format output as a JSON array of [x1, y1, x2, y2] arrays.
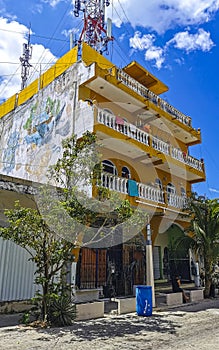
[[1, 296, 219, 329]]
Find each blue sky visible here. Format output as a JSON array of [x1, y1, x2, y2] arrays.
[[0, 0, 219, 198]]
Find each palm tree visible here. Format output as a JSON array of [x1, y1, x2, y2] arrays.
[[187, 196, 219, 297]]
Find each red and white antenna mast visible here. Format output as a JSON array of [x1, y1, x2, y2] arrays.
[[20, 27, 32, 90], [74, 0, 113, 54]]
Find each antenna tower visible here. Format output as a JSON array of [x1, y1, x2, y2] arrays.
[[20, 28, 32, 90], [74, 0, 113, 54]]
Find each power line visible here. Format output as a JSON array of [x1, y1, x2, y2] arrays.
[[0, 27, 69, 42], [0, 65, 20, 97], [27, 1, 73, 82], [112, 0, 156, 73]]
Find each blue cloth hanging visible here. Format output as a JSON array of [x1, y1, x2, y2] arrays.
[[128, 179, 139, 197]]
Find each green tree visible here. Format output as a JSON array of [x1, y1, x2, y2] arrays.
[[0, 202, 75, 323], [187, 195, 219, 297]]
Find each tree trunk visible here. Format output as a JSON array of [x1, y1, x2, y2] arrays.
[[204, 257, 213, 298]]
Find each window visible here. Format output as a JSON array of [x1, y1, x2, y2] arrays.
[[167, 183, 176, 194], [155, 178, 164, 202], [101, 160, 117, 190], [155, 178, 162, 190], [122, 166, 131, 178], [167, 183, 176, 206], [181, 187, 186, 197], [102, 160, 117, 175]]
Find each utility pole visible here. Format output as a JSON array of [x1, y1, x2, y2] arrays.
[[146, 220, 155, 307], [73, 0, 113, 54], [20, 27, 32, 90]]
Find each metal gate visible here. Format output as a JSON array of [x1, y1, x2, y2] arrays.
[[76, 248, 107, 289]]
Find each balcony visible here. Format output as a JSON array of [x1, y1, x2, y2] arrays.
[[117, 69, 192, 127], [168, 193, 187, 209], [82, 63, 201, 145], [99, 172, 186, 210], [171, 147, 203, 172], [96, 109, 204, 176], [97, 109, 149, 147]]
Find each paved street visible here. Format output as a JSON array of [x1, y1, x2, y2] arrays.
[[0, 298, 219, 350]]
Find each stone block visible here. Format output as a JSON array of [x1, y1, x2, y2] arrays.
[[76, 301, 104, 321], [115, 297, 136, 315], [73, 289, 99, 303], [166, 292, 183, 306], [187, 289, 204, 302]]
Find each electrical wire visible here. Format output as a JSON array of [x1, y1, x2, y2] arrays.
[[0, 65, 21, 97], [0, 27, 69, 42], [113, 0, 156, 73], [27, 18, 84, 83], [27, 1, 74, 82]]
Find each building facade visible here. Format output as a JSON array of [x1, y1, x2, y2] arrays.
[[0, 43, 205, 300]]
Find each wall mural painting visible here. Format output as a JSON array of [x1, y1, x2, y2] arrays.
[[3, 131, 20, 174], [0, 65, 82, 181], [24, 96, 66, 146], [1, 93, 70, 181]]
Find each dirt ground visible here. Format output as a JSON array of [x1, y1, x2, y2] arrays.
[[0, 298, 219, 350]]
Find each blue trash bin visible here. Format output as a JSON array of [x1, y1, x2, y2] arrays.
[[136, 285, 152, 316]]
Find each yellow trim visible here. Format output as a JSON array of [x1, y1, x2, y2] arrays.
[[0, 94, 17, 118], [82, 42, 115, 71], [0, 46, 78, 116], [41, 46, 78, 89], [17, 79, 39, 106], [123, 61, 168, 95]]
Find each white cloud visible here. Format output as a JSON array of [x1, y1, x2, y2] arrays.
[[168, 28, 214, 52], [109, 0, 219, 33], [145, 47, 165, 69], [129, 31, 155, 50], [209, 188, 219, 194], [119, 33, 126, 42], [0, 17, 57, 101], [41, 0, 65, 7], [32, 4, 43, 14], [130, 31, 164, 69]]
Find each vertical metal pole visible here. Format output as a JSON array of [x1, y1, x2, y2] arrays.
[[146, 222, 156, 307], [95, 249, 99, 288], [70, 31, 73, 50]]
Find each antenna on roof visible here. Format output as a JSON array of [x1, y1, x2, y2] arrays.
[[20, 25, 32, 90], [73, 0, 113, 54]]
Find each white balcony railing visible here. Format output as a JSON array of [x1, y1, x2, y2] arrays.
[[168, 193, 187, 209], [171, 147, 203, 172], [101, 173, 128, 194], [100, 173, 165, 204], [138, 183, 164, 203], [152, 136, 170, 155], [97, 109, 149, 146], [117, 69, 191, 127]]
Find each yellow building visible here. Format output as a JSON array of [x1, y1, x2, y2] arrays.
[[0, 43, 205, 300]]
